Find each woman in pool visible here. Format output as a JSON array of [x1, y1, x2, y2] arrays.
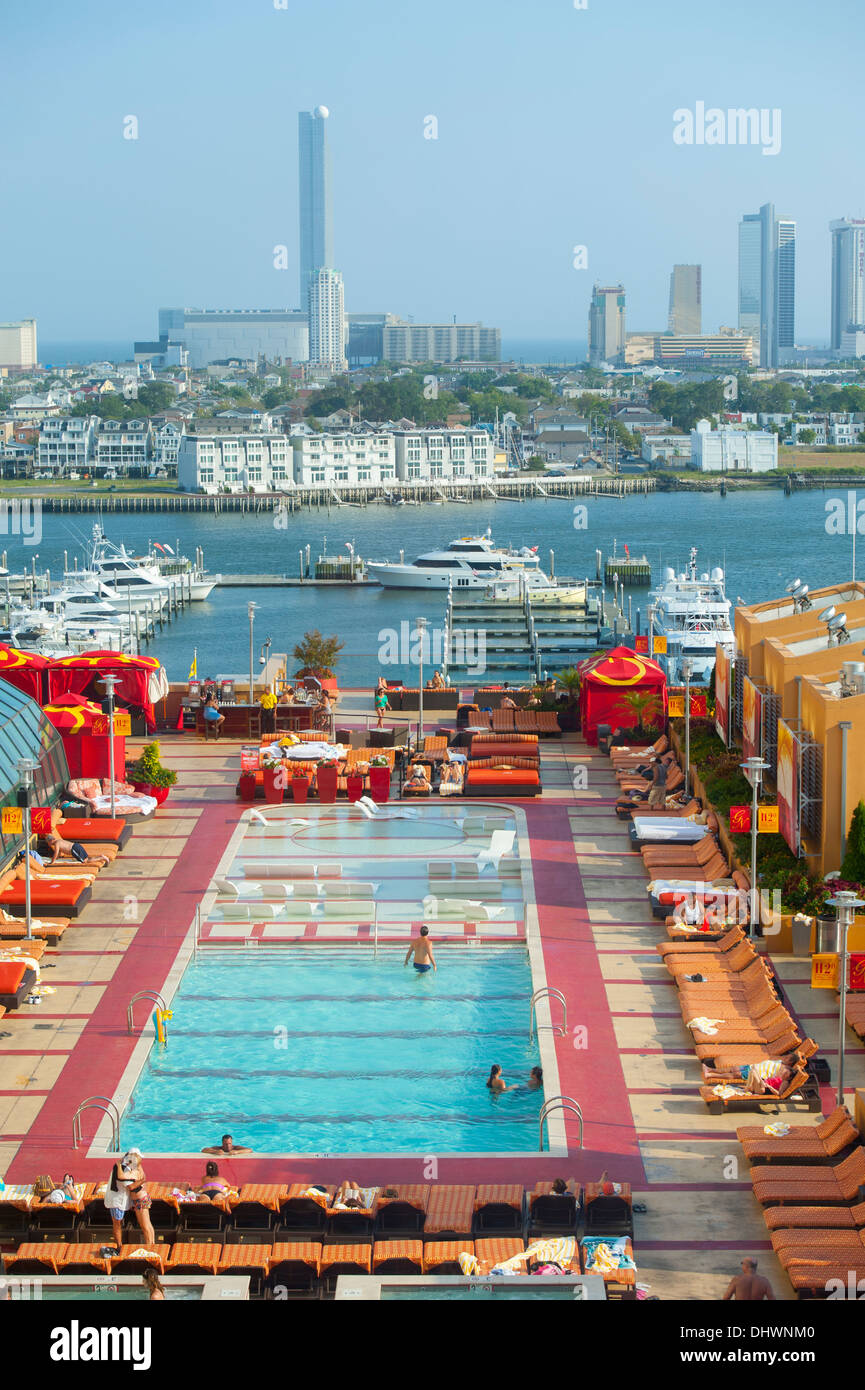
[[527, 1066, 543, 1091], [142, 1267, 165, 1301], [486, 1064, 517, 1094]]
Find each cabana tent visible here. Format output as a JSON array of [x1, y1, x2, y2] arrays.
[[0, 645, 50, 703], [47, 652, 168, 731], [578, 646, 667, 745], [43, 694, 126, 781]]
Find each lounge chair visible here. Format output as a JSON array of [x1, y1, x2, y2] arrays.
[[0, 877, 91, 918], [770, 1228, 865, 1266], [321, 881, 379, 898], [640, 836, 722, 869], [784, 1256, 865, 1296], [700, 1065, 814, 1114], [476, 829, 516, 873], [55, 815, 131, 848], [657, 926, 745, 958], [710, 1037, 820, 1073], [422, 1240, 474, 1273], [762, 1200, 865, 1232], [423, 895, 505, 922], [750, 1147, 865, 1206], [374, 1187, 429, 1237], [372, 1240, 424, 1275], [267, 1242, 323, 1295], [423, 1185, 475, 1240], [166, 1244, 221, 1276], [321, 899, 376, 920], [527, 1181, 581, 1236], [739, 1108, 859, 1162], [474, 1184, 524, 1233], [0, 961, 38, 1011], [0, 912, 70, 945]]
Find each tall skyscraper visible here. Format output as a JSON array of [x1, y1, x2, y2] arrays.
[[587, 285, 626, 365], [738, 203, 796, 367], [830, 218, 865, 350], [308, 268, 347, 371], [668, 265, 701, 335], [298, 106, 333, 307]]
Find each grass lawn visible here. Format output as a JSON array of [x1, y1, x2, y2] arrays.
[[779, 447, 865, 472]]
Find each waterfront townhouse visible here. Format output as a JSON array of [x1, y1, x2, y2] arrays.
[[392, 429, 493, 481], [93, 419, 151, 474], [176, 431, 293, 492], [292, 431, 396, 487], [690, 418, 778, 471], [151, 420, 185, 469], [37, 416, 98, 474]]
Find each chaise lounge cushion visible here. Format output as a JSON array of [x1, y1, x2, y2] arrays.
[[0, 878, 92, 918]]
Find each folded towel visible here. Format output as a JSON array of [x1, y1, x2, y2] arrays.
[[686, 1017, 725, 1035], [763, 1122, 791, 1137], [711, 1084, 748, 1099]]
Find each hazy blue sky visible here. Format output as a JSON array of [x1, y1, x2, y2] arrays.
[[3, 0, 862, 345]]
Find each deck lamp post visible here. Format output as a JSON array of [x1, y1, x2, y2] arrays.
[[17, 757, 36, 943], [740, 756, 770, 936], [247, 602, 257, 711], [682, 658, 692, 797], [416, 616, 428, 750], [100, 674, 119, 819], [825, 890, 865, 1108]]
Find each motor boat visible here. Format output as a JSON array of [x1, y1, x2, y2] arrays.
[[648, 547, 735, 686], [366, 529, 550, 590]]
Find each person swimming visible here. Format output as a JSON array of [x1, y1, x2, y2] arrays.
[[486, 1064, 517, 1094], [404, 924, 436, 973]]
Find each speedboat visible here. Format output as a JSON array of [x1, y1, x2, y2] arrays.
[[366, 529, 549, 590], [648, 547, 735, 686]]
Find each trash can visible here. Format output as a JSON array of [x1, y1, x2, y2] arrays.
[[597, 723, 612, 754], [791, 913, 813, 957], [816, 915, 841, 954]]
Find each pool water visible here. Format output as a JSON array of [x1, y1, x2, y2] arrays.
[[126, 947, 542, 1153], [379, 1284, 585, 1300], [39, 1286, 200, 1301]]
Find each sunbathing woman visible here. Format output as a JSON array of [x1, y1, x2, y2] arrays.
[[197, 1161, 230, 1200], [334, 1179, 364, 1209], [701, 1058, 793, 1091]]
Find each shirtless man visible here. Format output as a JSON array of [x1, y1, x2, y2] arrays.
[[44, 809, 110, 868], [722, 1258, 775, 1300], [404, 924, 437, 974], [201, 1132, 252, 1156]]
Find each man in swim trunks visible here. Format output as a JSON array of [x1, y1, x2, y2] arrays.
[[404, 924, 436, 973], [722, 1258, 775, 1301]]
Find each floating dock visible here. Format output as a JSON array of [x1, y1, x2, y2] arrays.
[[598, 546, 651, 586]]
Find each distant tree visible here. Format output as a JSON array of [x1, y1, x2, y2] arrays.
[[797, 428, 816, 445], [841, 800, 865, 883], [526, 456, 546, 471], [137, 381, 175, 413]]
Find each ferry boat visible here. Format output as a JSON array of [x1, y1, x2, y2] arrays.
[[648, 547, 735, 687], [366, 530, 548, 590]]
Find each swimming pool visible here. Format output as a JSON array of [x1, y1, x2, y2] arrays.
[[335, 1276, 606, 1300], [123, 946, 544, 1154]]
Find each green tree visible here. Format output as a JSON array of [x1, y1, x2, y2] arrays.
[[526, 456, 546, 471], [841, 800, 865, 882], [292, 630, 344, 678], [137, 381, 176, 413], [797, 428, 816, 445], [619, 689, 661, 736]]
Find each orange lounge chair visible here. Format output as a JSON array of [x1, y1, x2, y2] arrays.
[[739, 1108, 858, 1162], [581, 1235, 637, 1288], [640, 835, 722, 869], [217, 1244, 274, 1287], [610, 735, 669, 764], [473, 1236, 525, 1271], [657, 926, 745, 958], [4, 1242, 71, 1276], [763, 1201, 865, 1232], [770, 1228, 865, 1266], [108, 1245, 166, 1274], [279, 1183, 333, 1237], [846, 997, 865, 1041], [228, 1184, 288, 1227], [750, 1148, 865, 1206], [372, 1240, 423, 1274], [700, 1065, 813, 1114], [0, 914, 70, 945], [166, 1243, 221, 1275], [784, 1257, 865, 1295], [268, 1242, 323, 1294], [374, 1185, 430, 1236], [0, 877, 91, 918], [474, 1184, 524, 1233], [319, 1243, 372, 1290], [690, 1012, 798, 1054], [56, 816, 131, 848], [422, 1240, 474, 1274], [528, 1181, 581, 1235], [424, 1185, 475, 1240]]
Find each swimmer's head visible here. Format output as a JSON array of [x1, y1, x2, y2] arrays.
[[420, 925, 429, 937]]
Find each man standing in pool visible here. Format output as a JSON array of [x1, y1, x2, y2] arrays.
[[404, 924, 437, 973], [201, 1133, 252, 1155]]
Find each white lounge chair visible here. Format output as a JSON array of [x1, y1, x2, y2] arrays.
[[422, 894, 506, 922], [322, 881, 379, 898], [355, 796, 417, 821], [215, 877, 262, 899], [322, 899, 376, 919], [476, 830, 516, 874]]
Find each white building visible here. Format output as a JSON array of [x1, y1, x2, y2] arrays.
[[94, 420, 151, 473], [37, 417, 98, 473], [690, 418, 778, 472], [10, 391, 69, 420], [176, 432, 293, 492], [393, 430, 493, 481], [153, 309, 308, 369], [840, 329, 865, 359], [641, 433, 692, 464], [308, 269, 347, 371], [292, 432, 396, 487], [152, 422, 185, 468], [0, 320, 37, 369], [381, 321, 501, 364]]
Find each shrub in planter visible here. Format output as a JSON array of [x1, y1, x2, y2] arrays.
[[127, 741, 177, 803]]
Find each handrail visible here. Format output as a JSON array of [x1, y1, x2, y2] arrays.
[[127, 989, 168, 1035], [529, 986, 567, 1041], [539, 1095, 583, 1151], [373, 904, 378, 957], [73, 1095, 121, 1151]]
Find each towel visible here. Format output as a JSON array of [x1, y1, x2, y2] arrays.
[[763, 1123, 791, 1137], [127, 1248, 160, 1262], [686, 1017, 725, 1035], [301, 1187, 329, 1209], [711, 1084, 748, 1099], [582, 1237, 635, 1273]]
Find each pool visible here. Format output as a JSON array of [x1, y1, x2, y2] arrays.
[[10, 1276, 249, 1301], [123, 946, 544, 1154], [335, 1276, 607, 1300]]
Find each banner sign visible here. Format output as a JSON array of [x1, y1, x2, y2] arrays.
[[849, 953, 865, 992], [668, 695, 685, 718], [742, 676, 763, 764], [758, 805, 779, 834], [811, 954, 839, 990], [92, 712, 132, 737], [1, 807, 23, 834], [653, 635, 667, 655], [240, 746, 260, 772], [729, 805, 751, 833], [31, 808, 52, 835], [634, 635, 649, 654], [714, 645, 729, 746], [776, 718, 800, 857]]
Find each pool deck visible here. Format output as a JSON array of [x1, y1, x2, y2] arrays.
[[3, 703, 861, 1299]]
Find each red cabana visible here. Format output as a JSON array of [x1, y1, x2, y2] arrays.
[[578, 646, 667, 745], [47, 651, 166, 731], [42, 694, 127, 780], [0, 645, 50, 702]]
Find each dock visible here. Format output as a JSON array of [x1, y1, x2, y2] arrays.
[[598, 546, 652, 586], [217, 575, 377, 587]]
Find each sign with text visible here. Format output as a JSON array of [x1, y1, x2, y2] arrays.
[[689, 691, 708, 718], [91, 712, 132, 737], [668, 695, 685, 718], [714, 645, 729, 746], [240, 746, 260, 772], [652, 635, 667, 655], [849, 953, 865, 992], [811, 953, 839, 990], [634, 634, 649, 654], [729, 805, 751, 834], [758, 805, 779, 834], [30, 808, 52, 835], [1, 807, 23, 834]]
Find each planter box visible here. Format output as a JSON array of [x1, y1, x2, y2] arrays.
[[130, 782, 170, 807], [262, 766, 285, 805], [369, 766, 391, 803], [291, 776, 310, 805], [316, 764, 338, 804], [238, 772, 257, 803], [345, 773, 364, 803]]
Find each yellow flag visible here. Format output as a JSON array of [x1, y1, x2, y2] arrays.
[[188, 653, 197, 680]]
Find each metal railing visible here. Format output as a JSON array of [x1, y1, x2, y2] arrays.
[[539, 1095, 583, 1152], [529, 986, 567, 1041], [73, 1095, 121, 1151], [127, 989, 168, 1035]]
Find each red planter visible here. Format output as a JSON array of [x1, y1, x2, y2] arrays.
[[369, 765, 391, 803], [345, 773, 364, 803], [316, 764, 338, 804], [130, 782, 170, 807], [238, 772, 257, 802], [262, 766, 285, 805], [291, 776, 311, 805]]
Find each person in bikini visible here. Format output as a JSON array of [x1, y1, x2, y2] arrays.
[[404, 924, 436, 973]]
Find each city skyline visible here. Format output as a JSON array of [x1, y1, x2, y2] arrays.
[[2, 0, 863, 346]]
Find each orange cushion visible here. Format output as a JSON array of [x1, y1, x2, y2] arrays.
[[466, 768, 540, 787], [0, 961, 26, 992], [0, 879, 89, 907], [57, 818, 126, 842]]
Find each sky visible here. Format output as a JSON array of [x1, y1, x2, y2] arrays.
[[2, 0, 863, 347]]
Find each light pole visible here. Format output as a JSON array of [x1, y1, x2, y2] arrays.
[[17, 757, 36, 943], [416, 616, 427, 750], [247, 602, 257, 711], [101, 674, 119, 820], [682, 658, 692, 798], [825, 890, 865, 1107], [740, 756, 770, 936]]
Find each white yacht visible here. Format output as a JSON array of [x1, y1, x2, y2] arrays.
[[648, 547, 735, 686], [65, 526, 172, 612], [366, 530, 549, 590]]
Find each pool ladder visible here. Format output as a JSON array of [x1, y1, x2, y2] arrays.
[[529, 987, 567, 1042], [72, 1095, 121, 1152], [539, 1095, 583, 1152], [127, 989, 169, 1038]]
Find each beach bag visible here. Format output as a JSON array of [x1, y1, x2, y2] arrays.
[[33, 1174, 54, 1198]]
